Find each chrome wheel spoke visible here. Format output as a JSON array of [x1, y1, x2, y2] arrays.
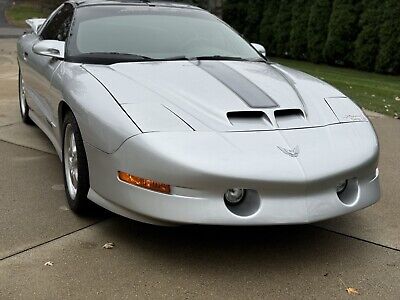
[[19, 76, 27, 115], [64, 124, 79, 200]]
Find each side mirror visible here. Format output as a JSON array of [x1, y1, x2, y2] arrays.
[[251, 43, 266, 57], [32, 40, 65, 60], [26, 18, 46, 34]]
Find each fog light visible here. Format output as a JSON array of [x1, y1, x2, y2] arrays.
[[336, 180, 348, 194], [224, 188, 245, 205]]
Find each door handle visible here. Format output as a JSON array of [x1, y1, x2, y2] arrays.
[[46, 118, 56, 128], [23, 52, 29, 61]]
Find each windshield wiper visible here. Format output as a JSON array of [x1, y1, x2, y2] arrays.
[[192, 55, 246, 61], [156, 55, 266, 62], [152, 55, 190, 61], [74, 52, 266, 65], [73, 52, 158, 64], [189, 55, 265, 62], [85, 52, 154, 60]]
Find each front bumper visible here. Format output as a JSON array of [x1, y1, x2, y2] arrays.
[[87, 169, 379, 226], [84, 122, 380, 225]]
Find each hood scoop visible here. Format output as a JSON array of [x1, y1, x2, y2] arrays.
[[274, 108, 306, 128], [226, 108, 307, 130], [227, 111, 272, 130]]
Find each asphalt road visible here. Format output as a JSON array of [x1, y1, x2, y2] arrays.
[[0, 38, 399, 299]]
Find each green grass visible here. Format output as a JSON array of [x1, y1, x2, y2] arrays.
[[5, 3, 48, 27], [272, 58, 400, 118]]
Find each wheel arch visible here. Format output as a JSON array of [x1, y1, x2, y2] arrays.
[[58, 101, 72, 137], [60, 102, 92, 213]]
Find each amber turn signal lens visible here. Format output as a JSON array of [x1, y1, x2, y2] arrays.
[[118, 171, 171, 194]]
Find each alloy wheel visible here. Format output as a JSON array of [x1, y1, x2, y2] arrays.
[[64, 124, 79, 200]]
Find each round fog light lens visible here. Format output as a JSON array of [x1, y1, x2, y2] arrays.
[[224, 188, 245, 205], [336, 180, 348, 194]]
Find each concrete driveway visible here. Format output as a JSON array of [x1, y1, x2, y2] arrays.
[[0, 38, 399, 299]]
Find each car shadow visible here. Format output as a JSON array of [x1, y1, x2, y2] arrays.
[[99, 215, 351, 274]]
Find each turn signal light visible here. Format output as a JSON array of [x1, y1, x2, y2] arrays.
[[118, 171, 171, 194]]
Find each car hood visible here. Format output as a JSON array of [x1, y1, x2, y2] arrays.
[[83, 61, 367, 133]]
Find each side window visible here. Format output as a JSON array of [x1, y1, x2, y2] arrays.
[[41, 4, 74, 41]]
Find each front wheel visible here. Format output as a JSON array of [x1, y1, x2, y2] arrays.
[[18, 70, 33, 124], [62, 111, 91, 213]]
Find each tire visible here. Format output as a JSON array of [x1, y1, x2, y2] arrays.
[[62, 111, 91, 213], [18, 69, 33, 124]]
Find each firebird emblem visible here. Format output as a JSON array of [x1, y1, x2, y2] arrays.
[[278, 145, 300, 158]]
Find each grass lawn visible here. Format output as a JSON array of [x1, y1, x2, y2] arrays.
[[5, 3, 48, 27], [273, 58, 400, 118]]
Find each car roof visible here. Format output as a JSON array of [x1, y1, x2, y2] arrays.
[[71, 0, 201, 11]]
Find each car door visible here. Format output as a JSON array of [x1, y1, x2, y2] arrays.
[[18, 6, 61, 116], [21, 3, 74, 128]]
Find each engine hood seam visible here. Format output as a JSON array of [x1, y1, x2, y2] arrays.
[[81, 65, 144, 133], [269, 63, 308, 116]]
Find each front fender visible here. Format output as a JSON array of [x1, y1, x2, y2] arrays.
[[53, 63, 141, 153]]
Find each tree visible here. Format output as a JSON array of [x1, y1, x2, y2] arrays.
[[375, 0, 400, 74], [38, 0, 63, 9], [323, 0, 362, 65], [274, 0, 295, 57], [221, 0, 248, 34], [307, 0, 333, 63], [174, 0, 209, 9], [290, 0, 313, 59], [353, 0, 383, 71], [243, 0, 265, 42], [175, 0, 223, 16], [259, 0, 281, 55]]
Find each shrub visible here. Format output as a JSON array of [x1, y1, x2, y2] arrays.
[[353, 0, 383, 71], [323, 0, 362, 65], [375, 0, 400, 74], [307, 0, 332, 63], [274, 0, 295, 57], [243, 0, 265, 42], [259, 0, 281, 56], [175, 0, 209, 9], [289, 0, 313, 59], [29, 0, 64, 10], [222, 0, 248, 34]]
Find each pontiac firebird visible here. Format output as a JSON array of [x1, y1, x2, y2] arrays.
[[17, 0, 380, 225]]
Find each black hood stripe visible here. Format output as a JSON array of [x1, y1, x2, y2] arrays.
[[197, 61, 278, 108]]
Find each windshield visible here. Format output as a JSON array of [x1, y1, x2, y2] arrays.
[[67, 5, 263, 63]]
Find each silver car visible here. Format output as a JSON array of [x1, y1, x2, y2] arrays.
[[17, 0, 380, 225]]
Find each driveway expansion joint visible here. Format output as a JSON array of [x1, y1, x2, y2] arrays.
[[0, 219, 107, 261], [313, 225, 400, 253], [0, 138, 58, 156], [0, 121, 19, 128]]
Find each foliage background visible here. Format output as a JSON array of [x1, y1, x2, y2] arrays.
[[222, 0, 400, 74], [13, 0, 400, 74]]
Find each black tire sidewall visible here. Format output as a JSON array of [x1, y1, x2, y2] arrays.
[[62, 112, 90, 213]]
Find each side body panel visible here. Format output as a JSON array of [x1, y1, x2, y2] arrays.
[[18, 33, 63, 155]]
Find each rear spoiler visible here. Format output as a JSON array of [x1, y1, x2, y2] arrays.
[[25, 18, 46, 34]]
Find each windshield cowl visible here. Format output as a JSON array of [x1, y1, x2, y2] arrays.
[[68, 53, 266, 65]]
